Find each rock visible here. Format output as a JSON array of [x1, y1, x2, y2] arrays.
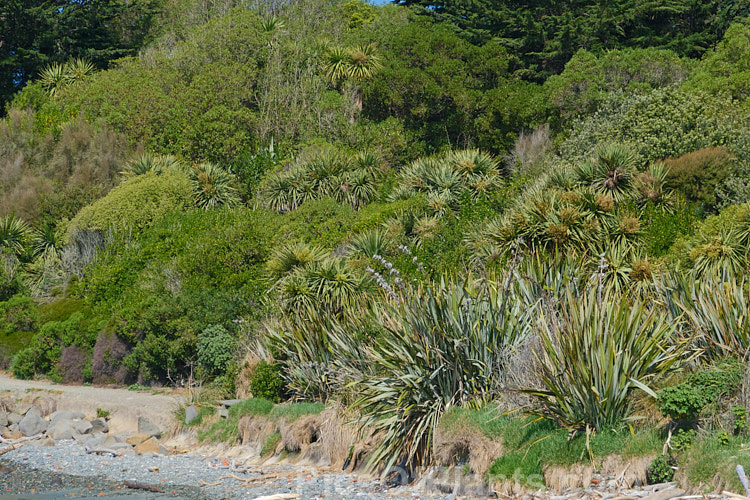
[[137, 417, 161, 438], [46, 420, 80, 440], [185, 405, 199, 425], [119, 448, 137, 457], [7, 412, 22, 425], [134, 437, 168, 455], [218, 407, 229, 419], [0, 411, 7, 427], [49, 411, 86, 425], [103, 435, 124, 448], [219, 399, 243, 408], [82, 435, 106, 448], [19, 410, 48, 436], [88, 418, 108, 434], [2, 428, 22, 440], [125, 433, 150, 446], [72, 420, 93, 434], [26, 405, 43, 419]]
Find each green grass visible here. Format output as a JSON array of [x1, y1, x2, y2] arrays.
[[198, 398, 274, 443], [261, 432, 282, 456], [438, 405, 507, 439], [269, 402, 325, 422], [488, 417, 663, 486], [681, 433, 750, 493]]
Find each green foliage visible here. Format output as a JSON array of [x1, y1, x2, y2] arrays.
[[361, 16, 548, 154], [659, 385, 705, 421], [96, 408, 110, 419], [10, 311, 100, 380], [199, 397, 275, 443], [546, 48, 691, 120], [672, 428, 695, 451], [659, 360, 744, 420], [526, 289, 682, 432], [687, 20, 750, 102], [261, 432, 281, 456], [39, 58, 96, 97], [557, 88, 750, 169], [357, 278, 527, 475], [197, 325, 235, 376], [0, 0, 158, 109], [189, 162, 241, 210], [398, 0, 745, 82], [72, 208, 278, 383], [0, 295, 38, 336], [67, 170, 193, 237], [488, 417, 662, 486], [647, 455, 676, 484], [250, 361, 285, 403], [269, 402, 325, 422], [663, 147, 736, 210], [734, 406, 747, 435]]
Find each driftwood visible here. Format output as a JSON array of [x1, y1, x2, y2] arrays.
[[723, 491, 750, 500], [199, 472, 279, 487], [0, 435, 43, 456], [84, 446, 119, 456], [123, 481, 165, 493]]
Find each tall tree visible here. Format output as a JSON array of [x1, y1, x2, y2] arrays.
[[0, 0, 158, 112], [394, 0, 750, 81]]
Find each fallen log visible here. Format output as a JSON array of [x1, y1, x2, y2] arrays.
[[123, 481, 165, 493]]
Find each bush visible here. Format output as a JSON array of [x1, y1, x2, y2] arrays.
[[659, 360, 744, 420], [647, 455, 676, 484], [56, 345, 90, 384], [527, 289, 682, 432], [11, 348, 35, 379], [663, 147, 736, 210], [0, 295, 39, 335], [197, 324, 235, 375], [91, 329, 131, 385], [250, 361, 285, 403], [66, 170, 193, 238]]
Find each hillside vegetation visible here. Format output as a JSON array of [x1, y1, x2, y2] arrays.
[[3, 0, 750, 490]]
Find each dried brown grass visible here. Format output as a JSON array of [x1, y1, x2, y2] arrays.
[[543, 455, 652, 492], [434, 427, 503, 478]]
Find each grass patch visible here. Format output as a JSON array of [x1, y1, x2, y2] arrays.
[[438, 405, 507, 439], [261, 432, 282, 456], [269, 402, 325, 422], [199, 398, 275, 443], [681, 434, 750, 492], [489, 418, 663, 486]]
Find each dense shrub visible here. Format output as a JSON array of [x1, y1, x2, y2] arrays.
[[0, 295, 38, 335], [250, 361, 285, 403], [91, 329, 132, 385], [56, 345, 90, 384], [66, 170, 193, 237], [556, 88, 750, 169], [197, 324, 235, 375], [659, 360, 744, 420], [546, 47, 690, 120], [663, 147, 736, 210]]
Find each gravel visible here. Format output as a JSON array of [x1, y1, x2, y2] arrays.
[[0, 440, 467, 499]]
